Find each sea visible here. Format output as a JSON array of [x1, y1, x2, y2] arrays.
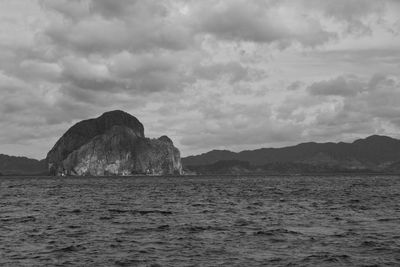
[[1, 175, 400, 266]]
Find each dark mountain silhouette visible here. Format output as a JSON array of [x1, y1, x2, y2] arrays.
[[183, 135, 400, 174], [0, 154, 46, 175]]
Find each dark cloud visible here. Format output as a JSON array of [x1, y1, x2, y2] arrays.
[[193, 0, 336, 47], [193, 62, 250, 83], [42, 0, 193, 54], [307, 75, 364, 96], [287, 81, 304, 91]]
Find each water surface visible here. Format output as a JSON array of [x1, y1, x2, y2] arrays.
[[1, 175, 400, 266]]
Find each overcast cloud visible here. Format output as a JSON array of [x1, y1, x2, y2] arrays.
[[1, 0, 400, 159]]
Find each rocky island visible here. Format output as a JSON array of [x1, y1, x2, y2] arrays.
[[46, 110, 182, 176]]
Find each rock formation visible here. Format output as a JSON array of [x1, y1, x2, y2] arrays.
[[46, 110, 182, 176]]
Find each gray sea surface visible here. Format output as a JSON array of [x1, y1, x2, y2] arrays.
[[1, 175, 400, 266]]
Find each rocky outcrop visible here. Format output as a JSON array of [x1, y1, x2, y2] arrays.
[[46, 110, 182, 176]]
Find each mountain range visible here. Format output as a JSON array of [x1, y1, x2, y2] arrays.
[[182, 135, 400, 174], [0, 154, 46, 175], [2, 134, 400, 175]]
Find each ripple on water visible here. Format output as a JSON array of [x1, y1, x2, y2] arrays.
[[0, 175, 400, 266]]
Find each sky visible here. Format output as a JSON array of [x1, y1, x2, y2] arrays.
[[1, 0, 400, 159]]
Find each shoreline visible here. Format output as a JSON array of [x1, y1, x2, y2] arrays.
[[2, 172, 400, 178]]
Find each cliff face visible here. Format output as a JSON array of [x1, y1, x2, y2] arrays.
[[46, 110, 182, 176]]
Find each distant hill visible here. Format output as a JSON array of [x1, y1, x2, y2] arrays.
[[182, 135, 400, 174], [0, 154, 46, 175]]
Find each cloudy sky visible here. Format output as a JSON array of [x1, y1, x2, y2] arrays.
[[1, 0, 400, 159]]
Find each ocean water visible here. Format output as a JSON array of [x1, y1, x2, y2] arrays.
[[1, 175, 400, 267]]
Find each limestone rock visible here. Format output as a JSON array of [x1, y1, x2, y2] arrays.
[[46, 110, 182, 176]]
